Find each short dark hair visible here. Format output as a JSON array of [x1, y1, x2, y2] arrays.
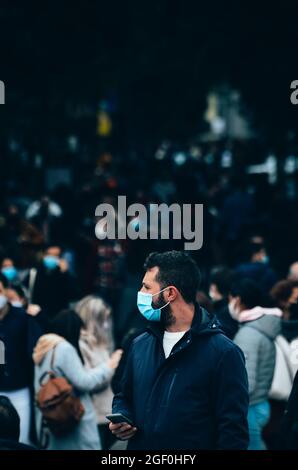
[[230, 278, 262, 309], [49, 310, 84, 363], [210, 267, 235, 297], [0, 396, 20, 441], [144, 251, 201, 303], [247, 242, 265, 261], [9, 283, 27, 300]]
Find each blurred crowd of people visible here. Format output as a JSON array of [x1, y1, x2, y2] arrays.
[[1, 142, 298, 450]]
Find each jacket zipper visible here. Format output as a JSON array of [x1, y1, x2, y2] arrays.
[[165, 371, 178, 405]]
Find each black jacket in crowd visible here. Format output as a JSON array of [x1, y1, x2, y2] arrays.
[[281, 370, 298, 449], [24, 264, 78, 319], [0, 305, 43, 391], [112, 304, 249, 450], [215, 305, 239, 340]]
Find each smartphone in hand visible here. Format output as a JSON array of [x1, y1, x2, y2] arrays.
[[106, 413, 134, 426]]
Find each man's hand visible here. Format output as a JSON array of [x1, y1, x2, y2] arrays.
[[59, 259, 69, 272], [109, 422, 137, 441], [27, 304, 41, 316], [107, 349, 123, 369]]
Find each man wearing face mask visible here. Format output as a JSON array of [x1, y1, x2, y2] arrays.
[[24, 245, 78, 319], [110, 251, 249, 450], [0, 274, 44, 444]]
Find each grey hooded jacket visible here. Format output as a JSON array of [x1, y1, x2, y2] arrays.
[[234, 312, 281, 405]]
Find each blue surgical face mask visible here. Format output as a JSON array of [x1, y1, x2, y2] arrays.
[[137, 287, 170, 321], [43, 255, 59, 270], [1, 266, 17, 282]]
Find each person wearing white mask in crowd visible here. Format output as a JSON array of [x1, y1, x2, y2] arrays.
[[0, 273, 44, 444], [5, 284, 46, 322], [5, 284, 28, 309], [209, 267, 238, 339], [229, 278, 282, 450]]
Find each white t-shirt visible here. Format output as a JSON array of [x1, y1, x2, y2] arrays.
[[163, 330, 187, 359]]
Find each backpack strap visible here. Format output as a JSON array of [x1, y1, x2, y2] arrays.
[[50, 346, 56, 370], [38, 346, 57, 386], [39, 418, 50, 449], [38, 345, 58, 448]]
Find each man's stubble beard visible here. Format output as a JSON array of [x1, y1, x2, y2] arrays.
[[153, 292, 176, 328], [161, 303, 176, 328]]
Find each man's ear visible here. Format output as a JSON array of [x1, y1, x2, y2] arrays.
[[167, 286, 178, 302]]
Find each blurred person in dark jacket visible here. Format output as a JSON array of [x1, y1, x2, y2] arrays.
[[0, 204, 44, 268], [230, 279, 282, 449], [110, 251, 249, 450], [280, 370, 298, 449], [209, 267, 238, 339], [235, 241, 278, 294], [0, 396, 36, 450], [25, 195, 63, 246], [24, 245, 79, 319], [0, 274, 44, 444]]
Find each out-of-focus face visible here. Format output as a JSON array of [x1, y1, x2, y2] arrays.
[[288, 262, 298, 281], [252, 248, 267, 263], [209, 283, 222, 301], [288, 287, 298, 305], [5, 288, 23, 304], [45, 246, 61, 258], [1, 258, 14, 269]]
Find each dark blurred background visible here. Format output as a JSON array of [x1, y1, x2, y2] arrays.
[[1, 1, 298, 298]]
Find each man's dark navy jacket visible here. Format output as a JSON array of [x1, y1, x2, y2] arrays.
[[113, 305, 249, 450]]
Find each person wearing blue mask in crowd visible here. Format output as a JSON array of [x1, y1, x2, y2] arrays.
[[110, 250, 249, 450], [0, 273, 44, 445], [23, 245, 79, 319], [1, 258, 19, 284]]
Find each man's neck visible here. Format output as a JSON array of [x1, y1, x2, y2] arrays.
[[166, 302, 195, 332], [0, 304, 9, 321]]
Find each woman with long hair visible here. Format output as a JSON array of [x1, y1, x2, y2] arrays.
[[75, 296, 122, 449], [33, 310, 120, 450]]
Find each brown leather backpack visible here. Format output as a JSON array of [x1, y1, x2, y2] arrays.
[[36, 347, 85, 441]]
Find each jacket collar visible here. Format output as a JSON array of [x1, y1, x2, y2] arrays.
[[146, 303, 221, 342]]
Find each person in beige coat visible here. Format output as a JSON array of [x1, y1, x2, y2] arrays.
[[75, 295, 122, 449]]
